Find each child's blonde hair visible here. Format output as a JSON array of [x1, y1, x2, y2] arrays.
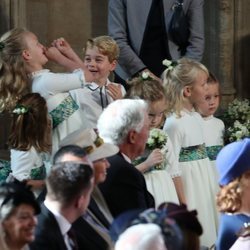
[[83, 35, 119, 62], [8, 93, 51, 153], [0, 28, 31, 112], [163, 58, 209, 116], [126, 77, 165, 103]]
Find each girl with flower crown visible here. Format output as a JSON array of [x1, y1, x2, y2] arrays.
[[162, 58, 218, 248], [125, 76, 186, 207], [0, 28, 99, 156], [7, 93, 51, 197]]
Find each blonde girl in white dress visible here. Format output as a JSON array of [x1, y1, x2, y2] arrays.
[[125, 75, 186, 207], [162, 58, 218, 248], [0, 28, 99, 158]]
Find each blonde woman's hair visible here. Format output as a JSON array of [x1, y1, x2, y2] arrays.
[[162, 58, 208, 116], [8, 93, 51, 153], [83, 35, 119, 62], [0, 28, 31, 112], [216, 171, 250, 213]]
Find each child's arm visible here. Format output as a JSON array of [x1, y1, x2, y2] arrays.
[[45, 46, 98, 83], [26, 179, 45, 190], [51, 38, 85, 69], [172, 176, 186, 204], [136, 149, 163, 173], [45, 46, 81, 72]]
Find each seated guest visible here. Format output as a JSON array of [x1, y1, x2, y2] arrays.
[[0, 181, 40, 250], [59, 129, 119, 250], [97, 99, 155, 217], [216, 138, 250, 250], [115, 223, 167, 250], [30, 162, 94, 250]]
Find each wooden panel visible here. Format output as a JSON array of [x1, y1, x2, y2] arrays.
[[0, 113, 11, 160]]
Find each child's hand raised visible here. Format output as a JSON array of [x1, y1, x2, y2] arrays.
[[51, 37, 71, 53], [44, 46, 63, 63], [106, 83, 123, 100]]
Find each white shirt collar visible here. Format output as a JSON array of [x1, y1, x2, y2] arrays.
[[44, 200, 71, 236], [121, 152, 132, 163]]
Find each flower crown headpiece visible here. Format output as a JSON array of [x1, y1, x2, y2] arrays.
[[162, 59, 178, 71], [0, 41, 5, 51], [12, 104, 29, 115]]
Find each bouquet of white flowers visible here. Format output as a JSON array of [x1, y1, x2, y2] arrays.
[[146, 128, 168, 170], [222, 98, 250, 144], [146, 128, 167, 150]]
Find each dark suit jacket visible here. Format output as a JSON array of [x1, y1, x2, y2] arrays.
[[99, 152, 155, 217], [29, 204, 68, 250], [73, 216, 109, 250]]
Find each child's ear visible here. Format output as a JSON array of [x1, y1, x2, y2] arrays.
[[22, 49, 31, 61], [110, 60, 117, 72], [183, 85, 192, 97]]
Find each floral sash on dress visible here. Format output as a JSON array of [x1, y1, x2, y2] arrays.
[[179, 143, 207, 162], [206, 145, 223, 161], [49, 94, 79, 129], [0, 160, 11, 182], [30, 165, 46, 180]]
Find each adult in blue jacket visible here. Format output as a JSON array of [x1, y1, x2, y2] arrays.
[[216, 138, 250, 250]]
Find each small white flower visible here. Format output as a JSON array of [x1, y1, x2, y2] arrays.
[[142, 71, 150, 80], [162, 59, 172, 67]]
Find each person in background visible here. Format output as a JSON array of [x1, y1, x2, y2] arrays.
[[97, 99, 155, 217], [0, 27, 100, 157], [59, 128, 119, 250], [195, 71, 224, 227], [216, 138, 250, 250], [115, 223, 167, 250], [125, 75, 185, 206], [7, 93, 51, 197], [0, 181, 40, 250], [30, 161, 94, 250], [70, 35, 126, 128], [163, 58, 218, 247], [108, 0, 205, 86]]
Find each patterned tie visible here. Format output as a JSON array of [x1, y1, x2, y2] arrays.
[[67, 227, 78, 250]]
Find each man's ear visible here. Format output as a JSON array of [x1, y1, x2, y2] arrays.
[[75, 193, 85, 209], [22, 49, 31, 61], [183, 85, 192, 97], [127, 130, 137, 144]]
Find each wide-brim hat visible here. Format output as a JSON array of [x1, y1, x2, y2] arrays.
[[59, 128, 119, 161], [216, 138, 250, 186]]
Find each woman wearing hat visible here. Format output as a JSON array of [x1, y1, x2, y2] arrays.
[[0, 181, 40, 250], [216, 138, 250, 250]]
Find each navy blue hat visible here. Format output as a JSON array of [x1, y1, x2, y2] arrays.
[[0, 181, 40, 218], [110, 208, 184, 250], [216, 138, 250, 186]]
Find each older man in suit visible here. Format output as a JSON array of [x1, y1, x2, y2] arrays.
[[97, 99, 155, 217], [109, 0, 204, 84], [30, 161, 94, 250]]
